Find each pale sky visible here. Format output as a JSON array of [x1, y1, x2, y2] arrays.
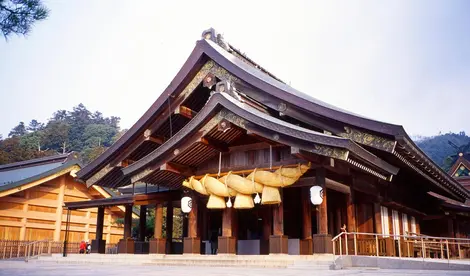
[[1, 0, 469, 138]]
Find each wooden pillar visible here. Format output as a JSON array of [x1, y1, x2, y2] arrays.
[[53, 175, 66, 241], [318, 170, 328, 235], [448, 218, 456, 256], [346, 190, 357, 232], [218, 208, 236, 254], [118, 204, 134, 254], [124, 205, 132, 239], [19, 190, 29, 241], [150, 203, 166, 254], [312, 168, 332, 253], [184, 194, 200, 254], [92, 206, 106, 253], [270, 190, 288, 254], [182, 216, 188, 237], [273, 204, 284, 235], [154, 204, 163, 238], [84, 211, 91, 241], [373, 203, 382, 234], [165, 201, 173, 254], [106, 214, 112, 242], [138, 205, 147, 242], [300, 186, 313, 255], [96, 207, 105, 240], [335, 207, 342, 235], [201, 204, 209, 241]]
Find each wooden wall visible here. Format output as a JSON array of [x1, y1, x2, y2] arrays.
[[0, 174, 124, 243]]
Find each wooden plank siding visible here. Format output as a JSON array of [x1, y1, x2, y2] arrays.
[[0, 174, 124, 243]]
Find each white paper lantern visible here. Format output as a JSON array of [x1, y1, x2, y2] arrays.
[[181, 196, 192, 213], [310, 186, 323, 205], [254, 193, 261, 204]]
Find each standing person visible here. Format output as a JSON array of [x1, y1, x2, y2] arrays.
[[86, 240, 91, 254], [79, 240, 86, 254]]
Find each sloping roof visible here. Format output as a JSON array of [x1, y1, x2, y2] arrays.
[[0, 153, 71, 171], [76, 28, 470, 201], [122, 92, 398, 181], [77, 36, 401, 182], [428, 191, 470, 211], [0, 153, 82, 194]]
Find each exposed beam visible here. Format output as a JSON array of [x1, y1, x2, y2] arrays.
[[200, 137, 229, 152], [126, 116, 223, 183], [246, 130, 280, 146], [144, 129, 164, 144], [109, 130, 163, 168], [133, 190, 181, 206], [160, 162, 194, 177], [175, 105, 197, 119], [290, 147, 327, 165], [145, 136, 164, 144], [228, 141, 283, 153]]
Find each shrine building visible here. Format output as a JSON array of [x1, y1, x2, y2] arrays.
[[71, 29, 470, 256]]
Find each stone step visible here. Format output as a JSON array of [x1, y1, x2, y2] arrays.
[[144, 259, 293, 268]]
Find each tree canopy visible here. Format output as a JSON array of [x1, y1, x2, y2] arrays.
[[0, 103, 125, 165], [415, 132, 470, 171], [0, 0, 48, 39]]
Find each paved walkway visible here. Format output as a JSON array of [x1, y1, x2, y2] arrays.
[[1, 261, 470, 276]]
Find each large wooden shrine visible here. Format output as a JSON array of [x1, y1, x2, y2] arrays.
[[74, 28, 470, 256]]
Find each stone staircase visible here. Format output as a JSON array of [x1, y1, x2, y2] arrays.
[[33, 254, 337, 269]]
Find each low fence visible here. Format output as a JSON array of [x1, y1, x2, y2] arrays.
[[0, 240, 118, 260], [332, 232, 470, 260]]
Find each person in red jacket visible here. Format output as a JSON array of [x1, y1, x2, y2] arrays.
[[79, 240, 86, 254]]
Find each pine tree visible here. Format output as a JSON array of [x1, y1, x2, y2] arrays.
[[0, 0, 49, 39], [8, 122, 27, 137]]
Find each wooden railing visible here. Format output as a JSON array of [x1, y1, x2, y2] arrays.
[[24, 240, 52, 262], [0, 240, 118, 260], [0, 240, 31, 260], [332, 232, 470, 260]]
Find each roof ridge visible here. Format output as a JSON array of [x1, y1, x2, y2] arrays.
[[0, 153, 71, 171], [201, 28, 285, 83]]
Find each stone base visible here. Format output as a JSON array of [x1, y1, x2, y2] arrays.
[[183, 237, 201, 254], [91, 239, 106, 254], [149, 238, 166, 254], [269, 235, 288, 254], [218, 236, 236, 254], [118, 238, 135, 254], [312, 234, 332, 253], [300, 238, 313, 255]]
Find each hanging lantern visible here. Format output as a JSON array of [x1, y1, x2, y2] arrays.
[[310, 186, 323, 205], [181, 196, 192, 213], [254, 193, 261, 204], [226, 197, 232, 208]]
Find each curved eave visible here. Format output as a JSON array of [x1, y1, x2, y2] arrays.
[[201, 39, 405, 137], [78, 38, 406, 182], [398, 135, 470, 200], [122, 92, 397, 179], [76, 43, 208, 181]]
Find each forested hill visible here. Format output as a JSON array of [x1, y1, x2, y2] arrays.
[[415, 132, 470, 172], [0, 104, 126, 165]]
